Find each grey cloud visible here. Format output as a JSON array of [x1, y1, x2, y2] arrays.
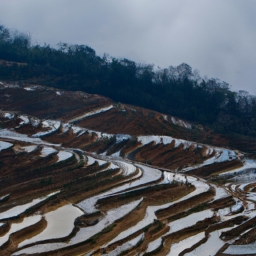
[[0, 0, 256, 93]]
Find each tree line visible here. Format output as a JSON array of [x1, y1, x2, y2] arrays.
[[1, 25, 256, 136]]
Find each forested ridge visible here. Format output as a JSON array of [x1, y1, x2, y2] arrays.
[[1, 25, 256, 137]]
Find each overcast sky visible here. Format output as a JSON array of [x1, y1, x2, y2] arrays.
[[0, 0, 256, 94]]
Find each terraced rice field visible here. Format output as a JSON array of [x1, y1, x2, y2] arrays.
[[1, 85, 256, 255]]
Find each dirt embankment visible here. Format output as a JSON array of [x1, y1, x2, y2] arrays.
[[156, 188, 215, 221]]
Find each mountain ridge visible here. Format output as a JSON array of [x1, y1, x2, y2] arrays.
[[1, 24, 256, 138]]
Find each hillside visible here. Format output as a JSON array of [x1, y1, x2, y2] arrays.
[[1, 24, 256, 139], [1, 82, 256, 255], [1, 81, 256, 154]]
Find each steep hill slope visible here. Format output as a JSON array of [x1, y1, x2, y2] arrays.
[[1, 82, 256, 255], [1, 81, 256, 154]]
